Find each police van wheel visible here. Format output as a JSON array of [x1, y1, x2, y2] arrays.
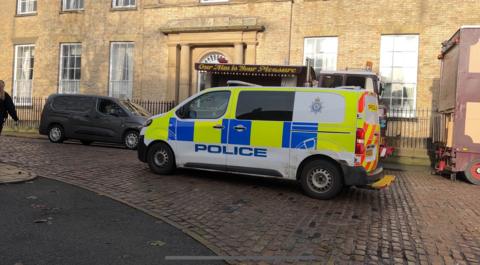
[[147, 142, 175, 175], [300, 160, 343, 200]]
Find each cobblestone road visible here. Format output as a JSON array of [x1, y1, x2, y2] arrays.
[[1, 136, 479, 265]]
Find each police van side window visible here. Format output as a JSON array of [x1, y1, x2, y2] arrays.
[[236, 91, 295, 121], [176, 91, 230, 119]]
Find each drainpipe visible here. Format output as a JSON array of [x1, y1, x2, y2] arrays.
[[286, 0, 294, 65]]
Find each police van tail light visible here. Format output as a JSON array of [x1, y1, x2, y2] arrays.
[[355, 128, 366, 154]]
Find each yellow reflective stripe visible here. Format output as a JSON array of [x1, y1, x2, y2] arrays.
[[316, 133, 354, 153], [145, 112, 172, 141], [362, 123, 373, 171], [193, 120, 222, 144], [250, 121, 283, 148]]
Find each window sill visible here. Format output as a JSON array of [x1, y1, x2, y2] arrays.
[[15, 103, 33, 108], [199, 1, 230, 5], [60, 9, 85, 14], [110, 7, 137, 12], [15, 13, 38, 17]]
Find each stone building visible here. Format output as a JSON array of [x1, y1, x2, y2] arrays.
[[0, 0, 479, 111]]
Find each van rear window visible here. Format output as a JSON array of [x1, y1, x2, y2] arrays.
[[236, 91, 294, 121]]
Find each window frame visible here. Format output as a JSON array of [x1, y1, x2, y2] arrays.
[[112, 0, 136, 9], [109, 42, 135, 99], [62, 0, 84, 11], [58, 43, 82, 94], [16, 0, 37, 15], [235, 90, 295, 122], [303, 36, 338, 72], [13, 44, 35, 106], [379, 34, 419, 116], [175, 91, 231, 120]]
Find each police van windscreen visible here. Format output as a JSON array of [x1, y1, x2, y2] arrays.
[[236, 91, 294, 121]]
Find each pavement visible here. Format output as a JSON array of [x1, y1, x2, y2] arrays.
[[0, 177, 225, 265], [1, 136, 480, 265], [0, 163, 37, 183]]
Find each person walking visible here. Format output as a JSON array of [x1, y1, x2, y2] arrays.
[[0, 80, 19, 135]]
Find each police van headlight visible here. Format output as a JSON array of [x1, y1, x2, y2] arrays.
[[143, 119, 153, 127]]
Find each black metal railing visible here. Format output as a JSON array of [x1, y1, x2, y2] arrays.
[[3, 97, 176, 131], [131, 99, 177, 115], [3, 98, 434, 151], [384, 108, 433, 150], [4, 97, 46, 131]]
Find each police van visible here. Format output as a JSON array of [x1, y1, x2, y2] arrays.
[[137, 86, 394, 199]]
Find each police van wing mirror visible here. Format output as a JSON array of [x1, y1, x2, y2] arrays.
[[176, 106, 186, 118], [379, 83, 384, 96]]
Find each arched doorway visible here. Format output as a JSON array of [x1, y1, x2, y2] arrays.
[[197, 52, 229, 91]]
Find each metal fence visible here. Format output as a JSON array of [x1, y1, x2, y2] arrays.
[[131, 99, 177, 115], [4, 97, 46, 130], [3, 97, 176, 131], [384, 108, 433, 150], [4, 98, 434, 151]]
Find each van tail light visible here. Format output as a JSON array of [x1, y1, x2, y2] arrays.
[[355, 128, 366, 154]]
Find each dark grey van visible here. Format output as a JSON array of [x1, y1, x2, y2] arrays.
[[39, 94, 150, 149]]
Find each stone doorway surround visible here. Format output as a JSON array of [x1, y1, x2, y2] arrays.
[[160, 16, 265, 102], [194, 50, 231, 93]]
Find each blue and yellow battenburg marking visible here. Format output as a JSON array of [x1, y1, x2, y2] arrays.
[[167, 117, 320, 150]]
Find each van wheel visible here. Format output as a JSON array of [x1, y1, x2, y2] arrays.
[[465, 159, 480, 185], [147, 142, 175, 175], [48, 124, 65, 143], [123, 130, 139, 150], [81, 140, 93, 145], [300, 160, 343, 200]]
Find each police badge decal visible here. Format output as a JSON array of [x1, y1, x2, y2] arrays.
[[310, 97, 323, 114]]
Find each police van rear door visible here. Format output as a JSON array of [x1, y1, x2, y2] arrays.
[[225, 90, 295, 178]]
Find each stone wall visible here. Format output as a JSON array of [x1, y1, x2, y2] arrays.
[[0, 0, 479, 104]]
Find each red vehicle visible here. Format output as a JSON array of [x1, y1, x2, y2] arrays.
[[433, 26, 480, 185]]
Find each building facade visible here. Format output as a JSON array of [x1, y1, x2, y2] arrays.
[[0, 0, 479, 110]]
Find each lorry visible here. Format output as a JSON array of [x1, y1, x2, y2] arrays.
[[433, 26, 480, 185]]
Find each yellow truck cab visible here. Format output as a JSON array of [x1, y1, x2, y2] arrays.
[[138, 86, 393, 199]]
